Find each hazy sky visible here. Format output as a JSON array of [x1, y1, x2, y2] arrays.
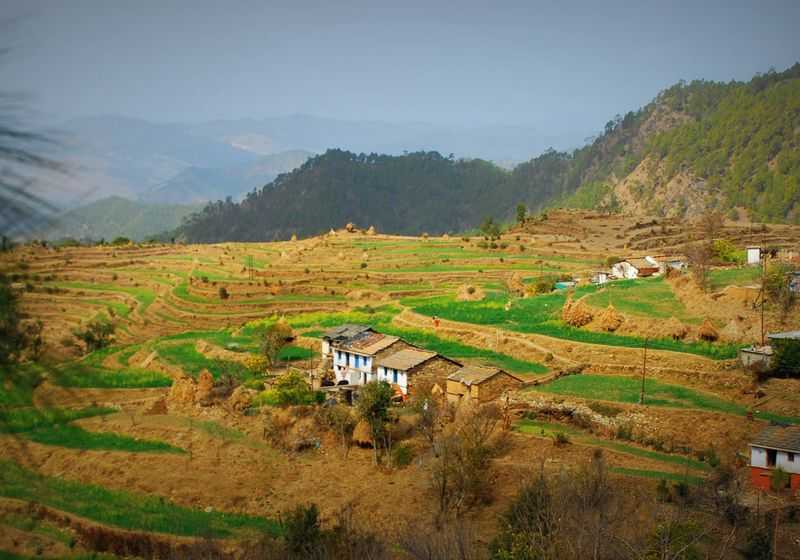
[[3, 0, 799, 136]]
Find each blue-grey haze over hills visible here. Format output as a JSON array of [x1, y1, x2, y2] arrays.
[[1, 0, 798, 236]]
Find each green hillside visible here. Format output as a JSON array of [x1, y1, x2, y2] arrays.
[[45, 196, 202, 242]]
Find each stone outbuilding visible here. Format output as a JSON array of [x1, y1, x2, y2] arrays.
[[375, 349, 461, 397], [446, 365, 524, 406]]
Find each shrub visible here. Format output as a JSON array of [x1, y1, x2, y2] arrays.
[[256, 371, 322, 406], [605, 256, 621, 267], [218, 287, 229, 299], [552, 431, 570, 446], [712, 239, 744, 264], [392, 444, 414, 468], [111, 236, 130, 246], [72, 320, 115, 353], [360, 262, 367, 269]]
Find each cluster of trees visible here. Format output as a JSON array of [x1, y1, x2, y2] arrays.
[[647, 64, 800, 223]]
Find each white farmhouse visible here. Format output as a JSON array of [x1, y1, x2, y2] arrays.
[[746, 246, 761, 266], [749, 424, 800, 495]]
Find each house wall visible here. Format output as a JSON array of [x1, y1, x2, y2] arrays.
[[476, 373, 523, 403], [750, 467, 800, 495], [406, 357, 461, 396], [612, 262, 637, 279], [377, 365, 407, 391], [747, 248, 761, 265], [321, 339, 331, 357], [739, 349, 773, 371], [332, 348, 373, 384]]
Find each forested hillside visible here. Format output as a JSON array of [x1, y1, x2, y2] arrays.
[[179, 64, 800, 242], [44, 197, 201, 242]]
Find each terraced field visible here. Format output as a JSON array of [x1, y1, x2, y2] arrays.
[[1, 212, 799, 557]]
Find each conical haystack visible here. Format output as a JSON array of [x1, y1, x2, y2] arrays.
[[290, 233, 297, 242], [597, 304, 623, 332], [563, 296, 594, 327], [698, 318, 719, 342], [662, 317, 688, 340], [329, 228, 336, 236], [366, 225, 376, 235], [352, 420, 373, 447], [345, 222, 356, 233]]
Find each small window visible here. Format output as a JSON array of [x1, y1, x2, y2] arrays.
[[789, 452, 796, 462], [767, 449, 777, 467], [393, 370, 398, 384]]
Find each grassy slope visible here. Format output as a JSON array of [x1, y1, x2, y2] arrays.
[[0, 460, 277, 538], [532, 374, 799, 424]]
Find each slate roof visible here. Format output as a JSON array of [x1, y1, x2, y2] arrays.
[[376, 349, 438, 371], [627, 258, 659, 271], [322, 324, 372, 341], [448, 365, 522, 386], [767, 331, 800, 341], [750, 425, 800, 452], [340, 332, 401, 355]]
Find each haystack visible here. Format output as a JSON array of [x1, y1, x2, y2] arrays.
[[662, 317, 688, 340], [345, 222, 356, 233], [456, 284, 485, 301], [361, 251, 369, 261], [167, 374, 197, 406], [562, 296, 594, 327], [352, 420, 373, 447], [329, 228, 336, 236], [596, 304, 623, 332], [196, 369, 215, 402], [366, 225, 376, 235], [698, 318, 719, 342], [290, 233, 297, 242]]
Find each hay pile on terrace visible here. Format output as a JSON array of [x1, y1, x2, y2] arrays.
[[167, 374, 197, 406], [662, 317, 688, 340], [456, 284, 485, 301], [329, 228, 336, 236], [352, 420, 373, 447], [290, 233, 297, 241], [345, 222, 356, 233], [196, 370, 215, 403], [596, 304, 623, 332], [361, 251, 369, 261], [562, 295, 594, 327], [366, 225, 376, 235], [698, 318, 719, 342]]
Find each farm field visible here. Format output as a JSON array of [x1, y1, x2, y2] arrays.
[[2, 210, 800, 557]]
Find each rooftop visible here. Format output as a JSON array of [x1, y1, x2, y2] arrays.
[[767, 331, 800, 341], [448, 365, 520, 386], [376, 349, 437, 371], [751, 424, 800, 452], [322, 324, 372, 341], [340, 332, 401, 355]]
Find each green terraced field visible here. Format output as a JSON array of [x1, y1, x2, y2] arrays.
[[0, 460, 278, 538]]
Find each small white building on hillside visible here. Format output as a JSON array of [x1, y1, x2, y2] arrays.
[[747, 246, 761, 266]]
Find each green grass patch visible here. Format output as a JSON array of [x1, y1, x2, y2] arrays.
[[276, 345, 315, 362], [708, 266, 761, 291], [609, 466, 704, 485], [23, 424, 184, 454], [584, 278, 700, 323], [515, 419, 709, 471], [52, 282, 156, 314], [157, 343, 252, 381], [532, 374, 800, 423], [0, 406, 115, 433], [0, 363, 44, 406], [0, 460, 277, 538], [406, 291, 738, 359], [53, 363, 171, 389]]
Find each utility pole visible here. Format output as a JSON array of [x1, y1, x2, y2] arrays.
[[760, 238, 767, 346], [639, 337, 648, 405]]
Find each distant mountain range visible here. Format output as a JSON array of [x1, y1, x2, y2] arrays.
[[178, 63, 800, 242], [43, 196, 202, 242], [50, 114, 568, 207], [140, 150, 314, 204]]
